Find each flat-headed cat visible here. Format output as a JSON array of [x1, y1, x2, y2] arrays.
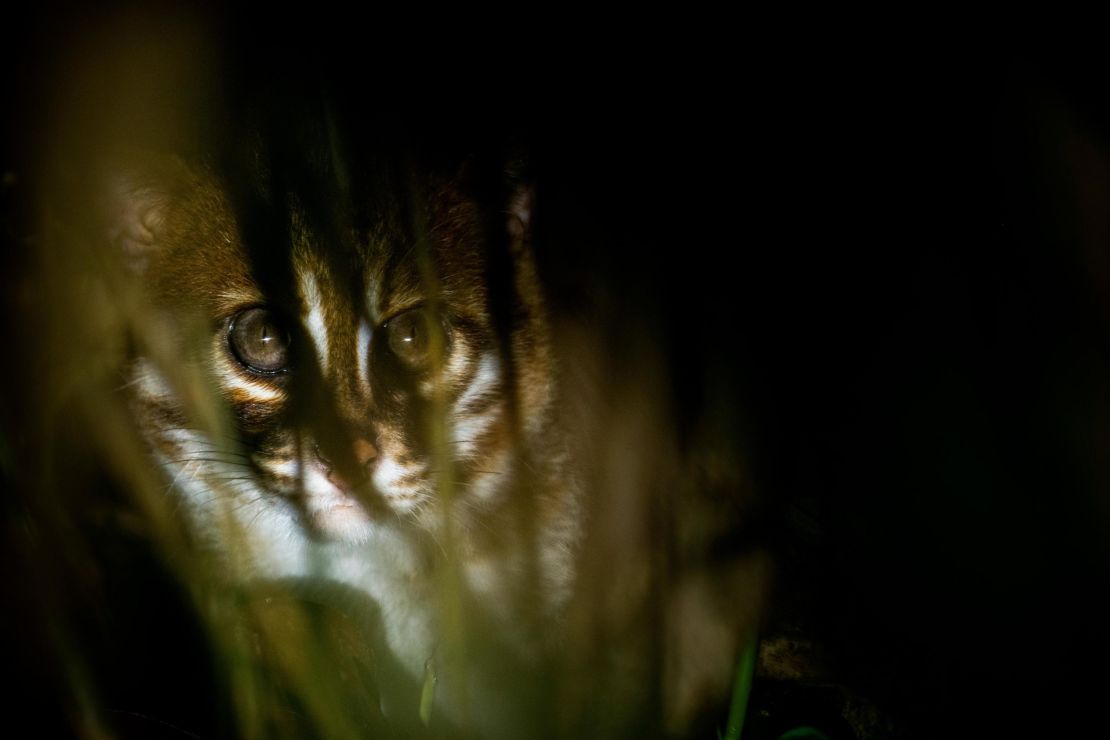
[[18, 10, 774, 738], [108, 130, 582, 735], [90, 98, 772, 737]]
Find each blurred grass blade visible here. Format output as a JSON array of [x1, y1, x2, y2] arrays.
[[723, 633, 759, 740], [419, 657, 438, 726], [779, 727, 830, 740]]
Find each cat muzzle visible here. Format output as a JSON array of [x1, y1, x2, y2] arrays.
[[313, 438, 378, 493]]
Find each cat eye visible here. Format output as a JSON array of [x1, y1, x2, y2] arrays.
[[228, 308, 291, 375], [384, 308, 444, 371]]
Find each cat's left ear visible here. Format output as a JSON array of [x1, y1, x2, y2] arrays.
[[500, 150, 534, 250], [506, 183, 534, 250]]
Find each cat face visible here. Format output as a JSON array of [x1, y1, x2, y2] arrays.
[[122, 158, 552, 562]]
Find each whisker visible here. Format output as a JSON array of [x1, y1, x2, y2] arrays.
[[165, 457, 252, 467]]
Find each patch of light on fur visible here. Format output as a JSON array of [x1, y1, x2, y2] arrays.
[[324, 535, 437, 678], [258, 456, 299, 477], [451, 353, 503, 457], [131, 358, 173, 400], [159, 427, 242, 461], [300, 270, 330, 373], [444, 334, 473, 382], [467, 448, 510, 502], [455, 352, 501, 411], [463, 558, 501, 598], [365, 277, 383, 325], [300, 464, 339, 497], [451, 410, 500, 458], [357, 320, 372, 387], [372, 456, 425, 509], [155, 430, 311, 579], [216, 287, 263, 308]]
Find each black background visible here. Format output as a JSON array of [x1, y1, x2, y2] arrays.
[[4, 9, 1110, 738]]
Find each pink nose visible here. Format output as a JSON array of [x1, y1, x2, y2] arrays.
[[315, 438, 377, 491]]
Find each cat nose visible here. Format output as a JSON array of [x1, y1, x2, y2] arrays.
[[314, 438, 377, 491], [352, 437, 378, 467]]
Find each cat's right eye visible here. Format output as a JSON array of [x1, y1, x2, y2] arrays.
[[228, 308, 291, 375]]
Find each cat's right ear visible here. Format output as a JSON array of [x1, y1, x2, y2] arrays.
[[100, 156, 184, 273]]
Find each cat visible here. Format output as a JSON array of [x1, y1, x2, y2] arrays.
[[79, 79, 782, 737], [108, 131, 582, 735]]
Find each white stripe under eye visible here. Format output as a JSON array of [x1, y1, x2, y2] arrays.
[[216, 364, 285, 401], [300, 271, 330, 373]]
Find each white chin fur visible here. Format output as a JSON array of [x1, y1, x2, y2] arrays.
[[295, 464, 377, 543], [310, 503, 375, 542]]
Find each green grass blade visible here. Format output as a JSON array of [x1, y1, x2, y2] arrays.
[[779, 727, 830, 740], [723, 633, 759, 740]]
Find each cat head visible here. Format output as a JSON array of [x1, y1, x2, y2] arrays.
[[109, 151, 553, 556]]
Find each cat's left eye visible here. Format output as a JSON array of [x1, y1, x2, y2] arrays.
[[228, 308, 291, 375], [385, 309, 445, 371]]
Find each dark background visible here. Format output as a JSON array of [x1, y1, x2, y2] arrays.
[[4, 9, 1110, 738]]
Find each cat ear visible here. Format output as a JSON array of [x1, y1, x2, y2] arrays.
[[507, 186, 532, 238], [506, 182, 534, 250], [105, 175, 167, 272], [502, 151, 533, 244], [101, 155, 185, 273], [504, 180, 548, 323]]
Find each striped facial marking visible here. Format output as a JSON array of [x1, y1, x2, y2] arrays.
[[299, 269, 331, 375]]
